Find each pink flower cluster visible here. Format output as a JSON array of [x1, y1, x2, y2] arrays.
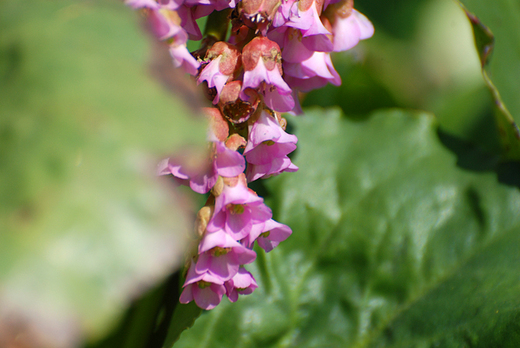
[[159, 107, 294, 309], [127, 0, 373, 309]]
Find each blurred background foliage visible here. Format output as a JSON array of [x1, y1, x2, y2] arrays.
[[306, 0, 501, 153], [0, 1, 205, 347], [1, 0, 519, 347]]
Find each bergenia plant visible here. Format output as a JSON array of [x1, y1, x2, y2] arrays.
[[126, 0, 373, 310], [5, 0, 520, 347]]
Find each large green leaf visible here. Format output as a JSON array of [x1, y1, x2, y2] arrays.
[[457, 0, 520, 158], [174, 109, 520, 347], [0, 1, 205, 347]]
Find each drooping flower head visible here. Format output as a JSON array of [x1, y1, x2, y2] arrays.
[[127, 0, 374, 311]]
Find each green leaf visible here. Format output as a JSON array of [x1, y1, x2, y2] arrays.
[[174, 109, 520, 347], [162, 302, 203, 348], [0, 0, 205, 346], [457, 0, 520, 158]]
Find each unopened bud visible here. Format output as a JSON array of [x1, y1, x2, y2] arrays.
[[203, 107, 229, 142], [206, 41, 241, 76], [195, 205, 214, 237], [226, 133, 247, 150], [276, 113, 288, 130], [212, 175, 225, 196], [222, 173, 247, 188]]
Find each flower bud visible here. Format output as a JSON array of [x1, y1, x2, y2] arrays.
[[195, 205, 215, 237], [204, 107, 229, 142], [226, 133, 247, 151], [212, 175, 225, 196], [205, 41, 241, 76], [219, 81, 260, 124], [242, 36, 282, 73]]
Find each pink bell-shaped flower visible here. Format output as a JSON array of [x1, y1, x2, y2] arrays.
[[256, 219, 293, 252], [225, 267, 258, 302], [196, 230, 257, 281], [323, 0, 374, 52], [125, 0, 160, 9], [284, 51, 340, 92], [285, 0, 333, 52], [180, 260, 227, 310], [331, 9, 374, 52], [207, 179, 272, 239], [241, 218, 292, 251], [241, 37, 295, 113], [244, 109, 298, 181]]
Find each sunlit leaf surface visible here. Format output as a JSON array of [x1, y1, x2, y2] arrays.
[[458, 0, 520, 158]]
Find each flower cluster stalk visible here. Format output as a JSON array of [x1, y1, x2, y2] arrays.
[[126, 0, 373, 310]]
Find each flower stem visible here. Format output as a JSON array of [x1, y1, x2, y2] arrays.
[[204, 9, 231, 42]]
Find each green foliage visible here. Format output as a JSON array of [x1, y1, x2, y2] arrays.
[[175, 109, 520, 348], [457, 0, 520, 159], [0, 0, 204, 346], [457, 0, 520, 122]]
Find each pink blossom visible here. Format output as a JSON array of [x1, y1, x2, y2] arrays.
[[284, 51, 340, 92], [196, 230, 257, 281], [241, 218, 292, 251], [176, 5, 204, 40], [247, 62, 295, 113], [241, 37, 295, 113], [256, 219, 292, 252], [147, 9, 184, 40], [239, 0, 282, 34], [158, 141, 245, 194], [158, 0, 181, 10], [269, 28, 340, 91], [199, 56, 229, 103], [136, 7, 201, 75], [198, 42, 240, 104], [244, 110, 298, 181], [247, 156, 298, 182], [268, 27, 314, 63], [180, 261, 226, 310], [331, 9, 374, 52], [214, 141, 247, 177], [285, 0, 333, 52], [207, 181, 272, 239], [125, 0, 160, 9], [225, 267, 258, 302], [271, 0, 297, 27], [169, 42, 201, 75]]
